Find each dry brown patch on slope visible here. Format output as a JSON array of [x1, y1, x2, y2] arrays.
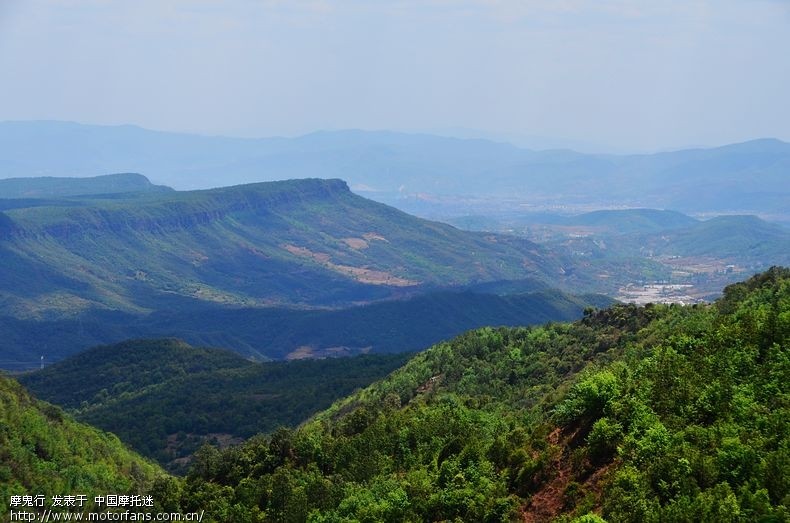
[[242, 244, 270, 259], [330, 264, 419, 286], [286, 345, 372, 360], [187, 249, 209, 266], [286, 345, 316, 360], [282, 244, 331, 263], [281, 243, 419, 286], [362, 232, 389, 242], [522, 428, 570, 523], [342, 237, 369, 250]]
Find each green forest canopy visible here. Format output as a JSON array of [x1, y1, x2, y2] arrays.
[[149, 267, 789, 522]]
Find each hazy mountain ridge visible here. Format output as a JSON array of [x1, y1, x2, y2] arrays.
[[2, 121, 788, 217], [635, 214, 790, 259], [565, 208, 699, 233], [545, 212, 790, 263], [449, 209, 701, 234]]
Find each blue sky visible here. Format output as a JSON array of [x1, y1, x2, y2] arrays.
[[0, 0, 788, 151]]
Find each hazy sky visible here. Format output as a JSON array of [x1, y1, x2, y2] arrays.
[[1, 0, 788, 151]]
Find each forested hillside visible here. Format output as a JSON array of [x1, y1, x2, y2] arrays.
[[150, 268, 789, 521], [2, 289, 611, 366], [0, 374, 165, 519], [20, 340, 412, 472]]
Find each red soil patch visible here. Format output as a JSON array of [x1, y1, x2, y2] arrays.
[[520, 427, 613, 522]]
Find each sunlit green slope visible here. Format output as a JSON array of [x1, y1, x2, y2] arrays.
[[159, 268, 789, 522], [0, 374, 165, 519]]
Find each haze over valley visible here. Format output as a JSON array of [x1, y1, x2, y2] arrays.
[[2, 121, 788, 222]]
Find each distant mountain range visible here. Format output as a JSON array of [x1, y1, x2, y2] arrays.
[[451, 208, 790, 263], [1, 121, 788, 217]]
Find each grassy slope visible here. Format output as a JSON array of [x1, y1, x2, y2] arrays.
[[0, 179, 565, 319], [160, 268, 789, 522]]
